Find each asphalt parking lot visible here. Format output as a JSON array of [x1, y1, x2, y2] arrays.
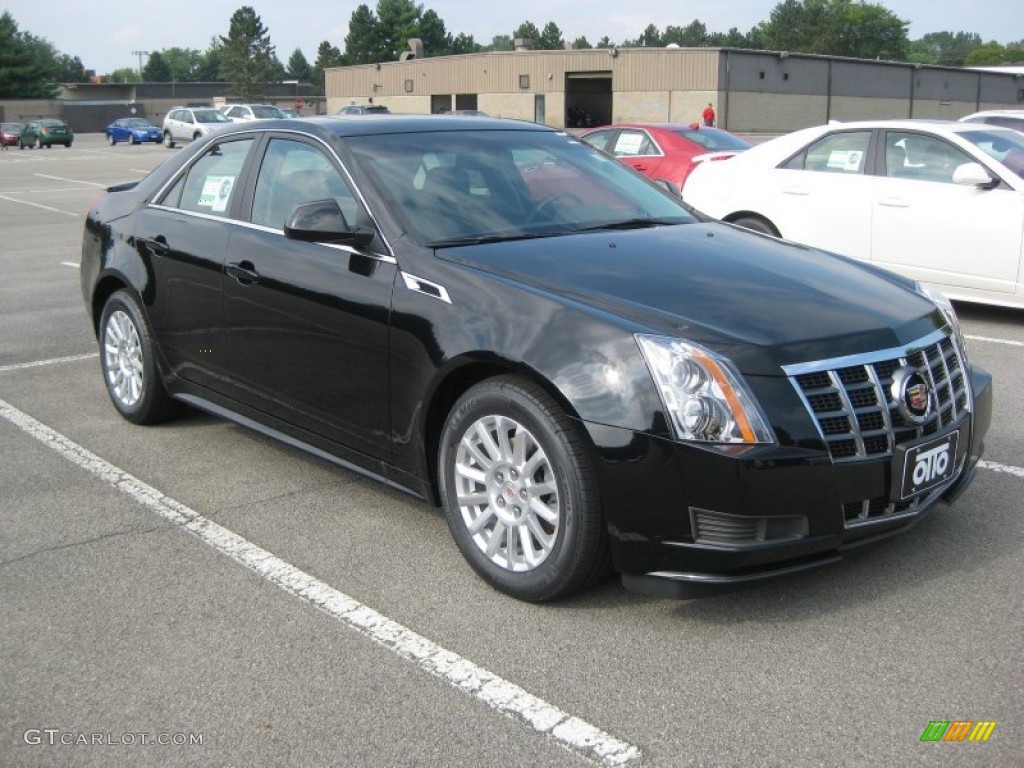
[[1, 133, 1022, 767]]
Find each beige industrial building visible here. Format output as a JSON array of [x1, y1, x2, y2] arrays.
[[326, 46, 1024, 132]]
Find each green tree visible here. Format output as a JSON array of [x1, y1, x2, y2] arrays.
[[195, 38, 225, 81], [572, 36, 593, 50], [965, 41, 1024, 66], [108, 67, 141, 84], [513, 22, 542, 46], [595, 36, 615, 48], [219, 6, 278, 100], [376, 0, 421, 60], [488, 34, 514, 51], [142, 51, 172, 81], [537, 22, 565, 50], [312, 40, 342, 95], [344, 5, 383, 64], [449, 33, 481, 55], [417, 9, 450, 56], [287, 48, 313, 81], [159, 47, 202, 82], [908, 31, 983, 65], [0, 13, 63, 96], [758, 0, 908, 59]]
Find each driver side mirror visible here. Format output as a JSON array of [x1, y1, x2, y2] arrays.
[[952, 162, 999, 189], [284, 199, 375, 247]]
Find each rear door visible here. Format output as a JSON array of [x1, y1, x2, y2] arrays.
[[609, 128, 666, 181]]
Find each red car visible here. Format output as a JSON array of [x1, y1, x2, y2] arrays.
[[1, 122, 25, 148], [579, 123, 752, 190]]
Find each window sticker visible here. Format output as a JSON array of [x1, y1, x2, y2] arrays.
[[615, 133, 645, 156], [827, 150, 862, 171], [198, 175, 235, 212]]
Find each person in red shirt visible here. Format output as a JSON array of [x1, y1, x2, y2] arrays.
[[702, 103, 715, 127]]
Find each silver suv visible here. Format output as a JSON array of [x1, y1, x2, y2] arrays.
[[220, 103, 286, 122], [162, 107, 232, 148]]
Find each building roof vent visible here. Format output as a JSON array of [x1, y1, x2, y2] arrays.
[[514, 38, 532, 52]]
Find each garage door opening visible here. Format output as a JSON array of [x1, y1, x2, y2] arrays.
[[565, 72, 612, 128]]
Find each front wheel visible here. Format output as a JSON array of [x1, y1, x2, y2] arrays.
[[98, 291, 181, 425], [438, 377, 609, 602], [731, 215, 780, 237], [34, 137, 41, 149], [129, 134, 138, 145], [163, 132, 175, 148], [108, 134, 116, 146]]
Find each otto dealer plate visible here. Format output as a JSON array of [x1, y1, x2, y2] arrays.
[[896, 430, 961, 500]]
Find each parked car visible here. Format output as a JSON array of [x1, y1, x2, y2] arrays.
[[19, 118, 73, 149], [448, 109, 488, 116], [220, 103, 287, 122], [279, 108, 301, 118], [959, 109, 1024, 133], [1, 122, 24, 147], [683, 119, 1024, 310], [161, 106, 232, 148], [337, 104, 391, 115], [105, 117, 162, 145], [80, 115, 991, 602], [580, 123, 753, 190]]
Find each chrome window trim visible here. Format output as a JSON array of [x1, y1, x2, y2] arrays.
[[147, 127, 396, 262]]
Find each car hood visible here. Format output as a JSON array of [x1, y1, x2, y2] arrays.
[[436, 222, 944, 375]]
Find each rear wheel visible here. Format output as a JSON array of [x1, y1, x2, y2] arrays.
[[438, 376, 609, 602], [193, 132, 202, 142], [99, 291, 181, 425], [731, 215, 780, 237]]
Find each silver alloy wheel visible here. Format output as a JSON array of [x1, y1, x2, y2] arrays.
[[454, 415, 560, 572], [103, 310, 144, 407]]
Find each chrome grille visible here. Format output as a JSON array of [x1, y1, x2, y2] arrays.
[[785, 330, 970, 464]]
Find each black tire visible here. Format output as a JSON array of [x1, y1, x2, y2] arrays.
[[129, 134, 138, 145], [98, 291, 181, 425], [108, 134, 116, 146], [34, 137, 42, 149], [163, 132, 175, 148], [438, 376, 609, 602], [731, 215, 780, 237], [193, 132, 202, 142]]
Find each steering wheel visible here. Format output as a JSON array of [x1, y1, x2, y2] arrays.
[[527, 191, 585, 224]]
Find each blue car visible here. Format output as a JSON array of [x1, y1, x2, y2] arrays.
[[105, 117, 162, 145]]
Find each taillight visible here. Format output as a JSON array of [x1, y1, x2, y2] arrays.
[[41, 127, 50, 135]]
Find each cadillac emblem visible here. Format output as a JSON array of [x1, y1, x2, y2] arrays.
[[891, 366, 932, 425]]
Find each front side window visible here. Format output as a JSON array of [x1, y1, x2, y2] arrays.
[[885, 132, 975, 184], [160, 139, 253, 217], [250, 138, 359, 230], [960, 128, 1024, 180], [783, 131, 871, 174]]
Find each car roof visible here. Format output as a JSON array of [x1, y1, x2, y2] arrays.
[[226, 114, 551, 139], [962, 109, 1024, 117]]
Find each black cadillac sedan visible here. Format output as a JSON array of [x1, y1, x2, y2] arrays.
[[81, 116, 992, 602]]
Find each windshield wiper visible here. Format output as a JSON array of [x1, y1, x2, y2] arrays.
[[570, 217, 684, 233], [428, 231, 562, 248]]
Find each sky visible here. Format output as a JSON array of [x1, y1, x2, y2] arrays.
[[6, 0, 1023, 76]]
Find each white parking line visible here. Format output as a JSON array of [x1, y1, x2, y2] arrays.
[[60, 262, 81, 269], [0, 194, 79, 217], [34, 173, 106, 187], [978, 460, 1024, 479], [0, 397, 643, 768], [0, 353, 98, 373], [966, 334, 1024, 348]]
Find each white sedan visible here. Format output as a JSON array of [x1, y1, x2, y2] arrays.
[[683, 119, 1024, 309]]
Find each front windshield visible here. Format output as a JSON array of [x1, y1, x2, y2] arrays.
[[347, 129, 695, 246], [252, 105, 284, 118], [960, 128, 1024, 180], [676, 127, 752, 152], [196, 110, 231, 124]]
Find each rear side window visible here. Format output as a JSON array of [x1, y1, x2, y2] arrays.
[[160, 139, 253, 217], [783, 131, 871, 174]]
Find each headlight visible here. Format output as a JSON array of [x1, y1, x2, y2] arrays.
[[917, 284, 967, 360], [636, 335, 775, 444]]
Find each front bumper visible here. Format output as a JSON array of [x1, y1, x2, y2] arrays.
[[590, 363, 992, 598]]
